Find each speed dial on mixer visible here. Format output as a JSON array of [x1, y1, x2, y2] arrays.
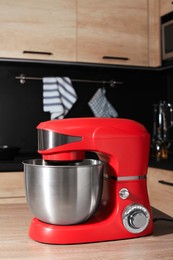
[[122, 204, 150, 234]]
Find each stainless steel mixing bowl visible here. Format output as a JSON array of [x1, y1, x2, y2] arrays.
[[23, 159, 104, 225]]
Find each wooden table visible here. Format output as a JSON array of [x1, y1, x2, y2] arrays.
[[0, 168, 173, 259]]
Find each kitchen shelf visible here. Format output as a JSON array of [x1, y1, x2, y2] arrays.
[[0, 58, 165, 71], [0, 57, 173, 72]]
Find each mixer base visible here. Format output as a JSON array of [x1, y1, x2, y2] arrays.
[[29, 217, 154, 244]]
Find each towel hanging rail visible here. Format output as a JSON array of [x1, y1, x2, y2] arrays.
[[15, 74, 123, 87]]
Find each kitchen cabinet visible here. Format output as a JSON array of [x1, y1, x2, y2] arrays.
[[148, 0, 161, 67], [0, 0, 161, 67], [77, 0, 160, 67], [160, 0, 173, 16], [0, 172, 25, 204], [0, 0, 76, 61]]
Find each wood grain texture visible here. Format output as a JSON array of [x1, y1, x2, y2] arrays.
[[0, 172, 26, 204], [0, 167, 173, 259], [147, 167, 173, 217], [160, 0, 173, 16], [77, 0, 149, 66], [0, 0, 162, 66], [148, 0, 161, 67], [0, 0, 76, 61], [0, 204, 172, 259]]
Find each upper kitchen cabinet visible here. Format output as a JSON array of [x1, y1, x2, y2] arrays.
[[0, 0, 161, 67], [77, 0, 148, 66], [77, 0, 161, 67], [0, 0, 76, 61], [160, 0, 173, 16]]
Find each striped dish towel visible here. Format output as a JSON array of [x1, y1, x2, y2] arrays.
[[43, 77, 77, 119]]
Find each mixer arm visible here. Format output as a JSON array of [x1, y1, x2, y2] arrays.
[[37, 118, 147, 138], [37, 118, 150, 177]]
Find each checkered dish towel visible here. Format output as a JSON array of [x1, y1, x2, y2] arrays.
[[88, 87, 118, 117]]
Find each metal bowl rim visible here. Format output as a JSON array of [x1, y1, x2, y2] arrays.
[[22, 158, 104, 168]]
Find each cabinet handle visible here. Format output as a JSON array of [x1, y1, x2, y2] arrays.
[[23, 50, 52, 55], [102, 56, 129, 61]]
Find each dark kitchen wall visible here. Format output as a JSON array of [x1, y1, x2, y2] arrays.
[[0, 60, 168, 154], [162, 67, 173, 104]]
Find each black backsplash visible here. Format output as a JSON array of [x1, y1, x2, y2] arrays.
[[0, 59, 172, 171]]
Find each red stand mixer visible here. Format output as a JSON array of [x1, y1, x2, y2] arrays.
[[23, 118, 153, 244]]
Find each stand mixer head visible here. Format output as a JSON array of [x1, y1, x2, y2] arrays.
[[23, 118, 153, 244]]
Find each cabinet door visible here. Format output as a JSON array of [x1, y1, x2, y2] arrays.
[[148, 0, 161, 67], [77, 0, 149, 66], [0, 0, 76, 61], [160, 0, 173, 16]]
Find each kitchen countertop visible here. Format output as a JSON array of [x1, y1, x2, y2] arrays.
[[0, 168, 173, 259]]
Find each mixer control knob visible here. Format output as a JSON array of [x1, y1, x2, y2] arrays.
[[119, 188, 129, 199], [122, 204, 150, 234]]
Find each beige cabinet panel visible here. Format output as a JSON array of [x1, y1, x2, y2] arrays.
[[77, 0, 149, 66], [0, 0, 161, 67], [160, 0, 173, 16], [0, 0, 76, 61], [0, 172, 25, 204], [148, 0, 161, 67]]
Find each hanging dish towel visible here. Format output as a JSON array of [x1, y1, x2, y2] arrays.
[[88, 87, 118, 118], [43, 77, 77, 119]]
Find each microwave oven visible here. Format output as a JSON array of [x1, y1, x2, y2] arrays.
[[162, 15, 173, 62]]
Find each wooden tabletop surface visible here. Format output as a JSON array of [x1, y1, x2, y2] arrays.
[[0, 167, 173, 259]]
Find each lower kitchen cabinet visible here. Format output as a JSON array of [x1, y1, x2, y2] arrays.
[[0, 172, 25, 204]]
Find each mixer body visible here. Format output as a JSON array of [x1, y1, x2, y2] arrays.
[[24, 118, 154, 244]]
